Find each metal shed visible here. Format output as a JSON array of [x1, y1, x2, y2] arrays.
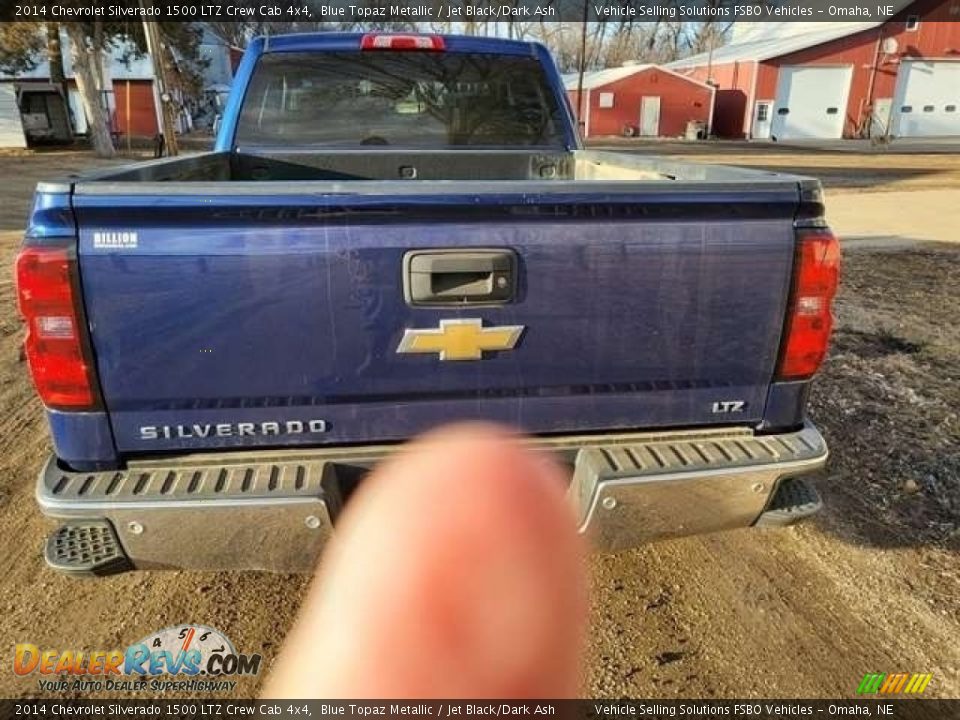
[[668, 0, 960, 140], [0, 84, 27, 149], [564, 64, 715, 140]]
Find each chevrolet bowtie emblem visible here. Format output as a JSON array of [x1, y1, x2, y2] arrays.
[[397, 319, 524, 361]]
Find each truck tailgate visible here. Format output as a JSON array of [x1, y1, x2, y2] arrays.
[[73, 184, 799, 454]]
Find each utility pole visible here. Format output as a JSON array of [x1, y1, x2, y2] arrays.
[[141, 19, 179, 156], [575, 10, 589, 139], [706, 26, 715, 84]]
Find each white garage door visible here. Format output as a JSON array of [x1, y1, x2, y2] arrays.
[[771, 66, 853, 140], [0, 85, 27, 149], [892, 61, 960, 138]]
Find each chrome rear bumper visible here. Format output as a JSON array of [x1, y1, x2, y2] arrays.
[[37, 423, 827, 574], [570, 423, 827, 549]]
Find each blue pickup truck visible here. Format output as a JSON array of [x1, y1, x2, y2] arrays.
[[16, 32, 839, 576]]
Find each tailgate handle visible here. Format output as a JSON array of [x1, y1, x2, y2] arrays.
[[403, 250, 516, 306]]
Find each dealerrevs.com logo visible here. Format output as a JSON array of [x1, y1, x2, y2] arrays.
[[14, 624, 261, 693]]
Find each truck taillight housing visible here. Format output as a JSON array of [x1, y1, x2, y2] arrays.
[[15, 246, 98, 409], [360, 34, 445, 51], [776, 229, 841, 381]]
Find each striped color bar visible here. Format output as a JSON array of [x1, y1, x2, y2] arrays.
[[880, 673, 909, 693], [903, 673, 933, 694], [857, 674, 886, 694], [857, 673, 933, 695]]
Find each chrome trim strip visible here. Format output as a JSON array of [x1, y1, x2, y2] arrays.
[[38, 494, 321, 514]]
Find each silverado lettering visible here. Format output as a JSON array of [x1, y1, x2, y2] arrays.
[[15, 31, 838, 576], [138, 421, 327, 440]]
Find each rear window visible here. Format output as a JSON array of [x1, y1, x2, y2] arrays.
[[235, 51, 568, 148]]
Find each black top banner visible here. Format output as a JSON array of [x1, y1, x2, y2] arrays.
[[2, 0, 959, 23]]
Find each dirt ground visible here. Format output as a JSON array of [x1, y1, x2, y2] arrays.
[[593, 138, 960, 195], [0, 147, 957, 700]]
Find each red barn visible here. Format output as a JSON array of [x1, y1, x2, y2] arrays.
[[565, 64, 715, 139], [669, 0, 960, 140]]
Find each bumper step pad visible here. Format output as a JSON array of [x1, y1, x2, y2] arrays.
[[571, 423, 828, 549], [37, 423, 827, 571], [44, 520, 132, 577], [755, 477, 823, 527], [38, 452, 340, 574]]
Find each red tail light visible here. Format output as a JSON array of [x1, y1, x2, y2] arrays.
[[15, 246, 98, 409], [776, 229, 841, 380], [360, 34, 445, 51]]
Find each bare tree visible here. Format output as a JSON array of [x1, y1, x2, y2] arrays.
[[425, 20, 454, 35], [204, 21, 255, 48], [574, 15, 589, 126], [685, 20, 734, 56], [64, 23, 115, 157], [46, 22, 66, 88], [141, 21, 179, 156], [0, 22, 45, 74]]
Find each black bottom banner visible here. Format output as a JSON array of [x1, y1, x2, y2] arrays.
[[2, 700, 958, 720]]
